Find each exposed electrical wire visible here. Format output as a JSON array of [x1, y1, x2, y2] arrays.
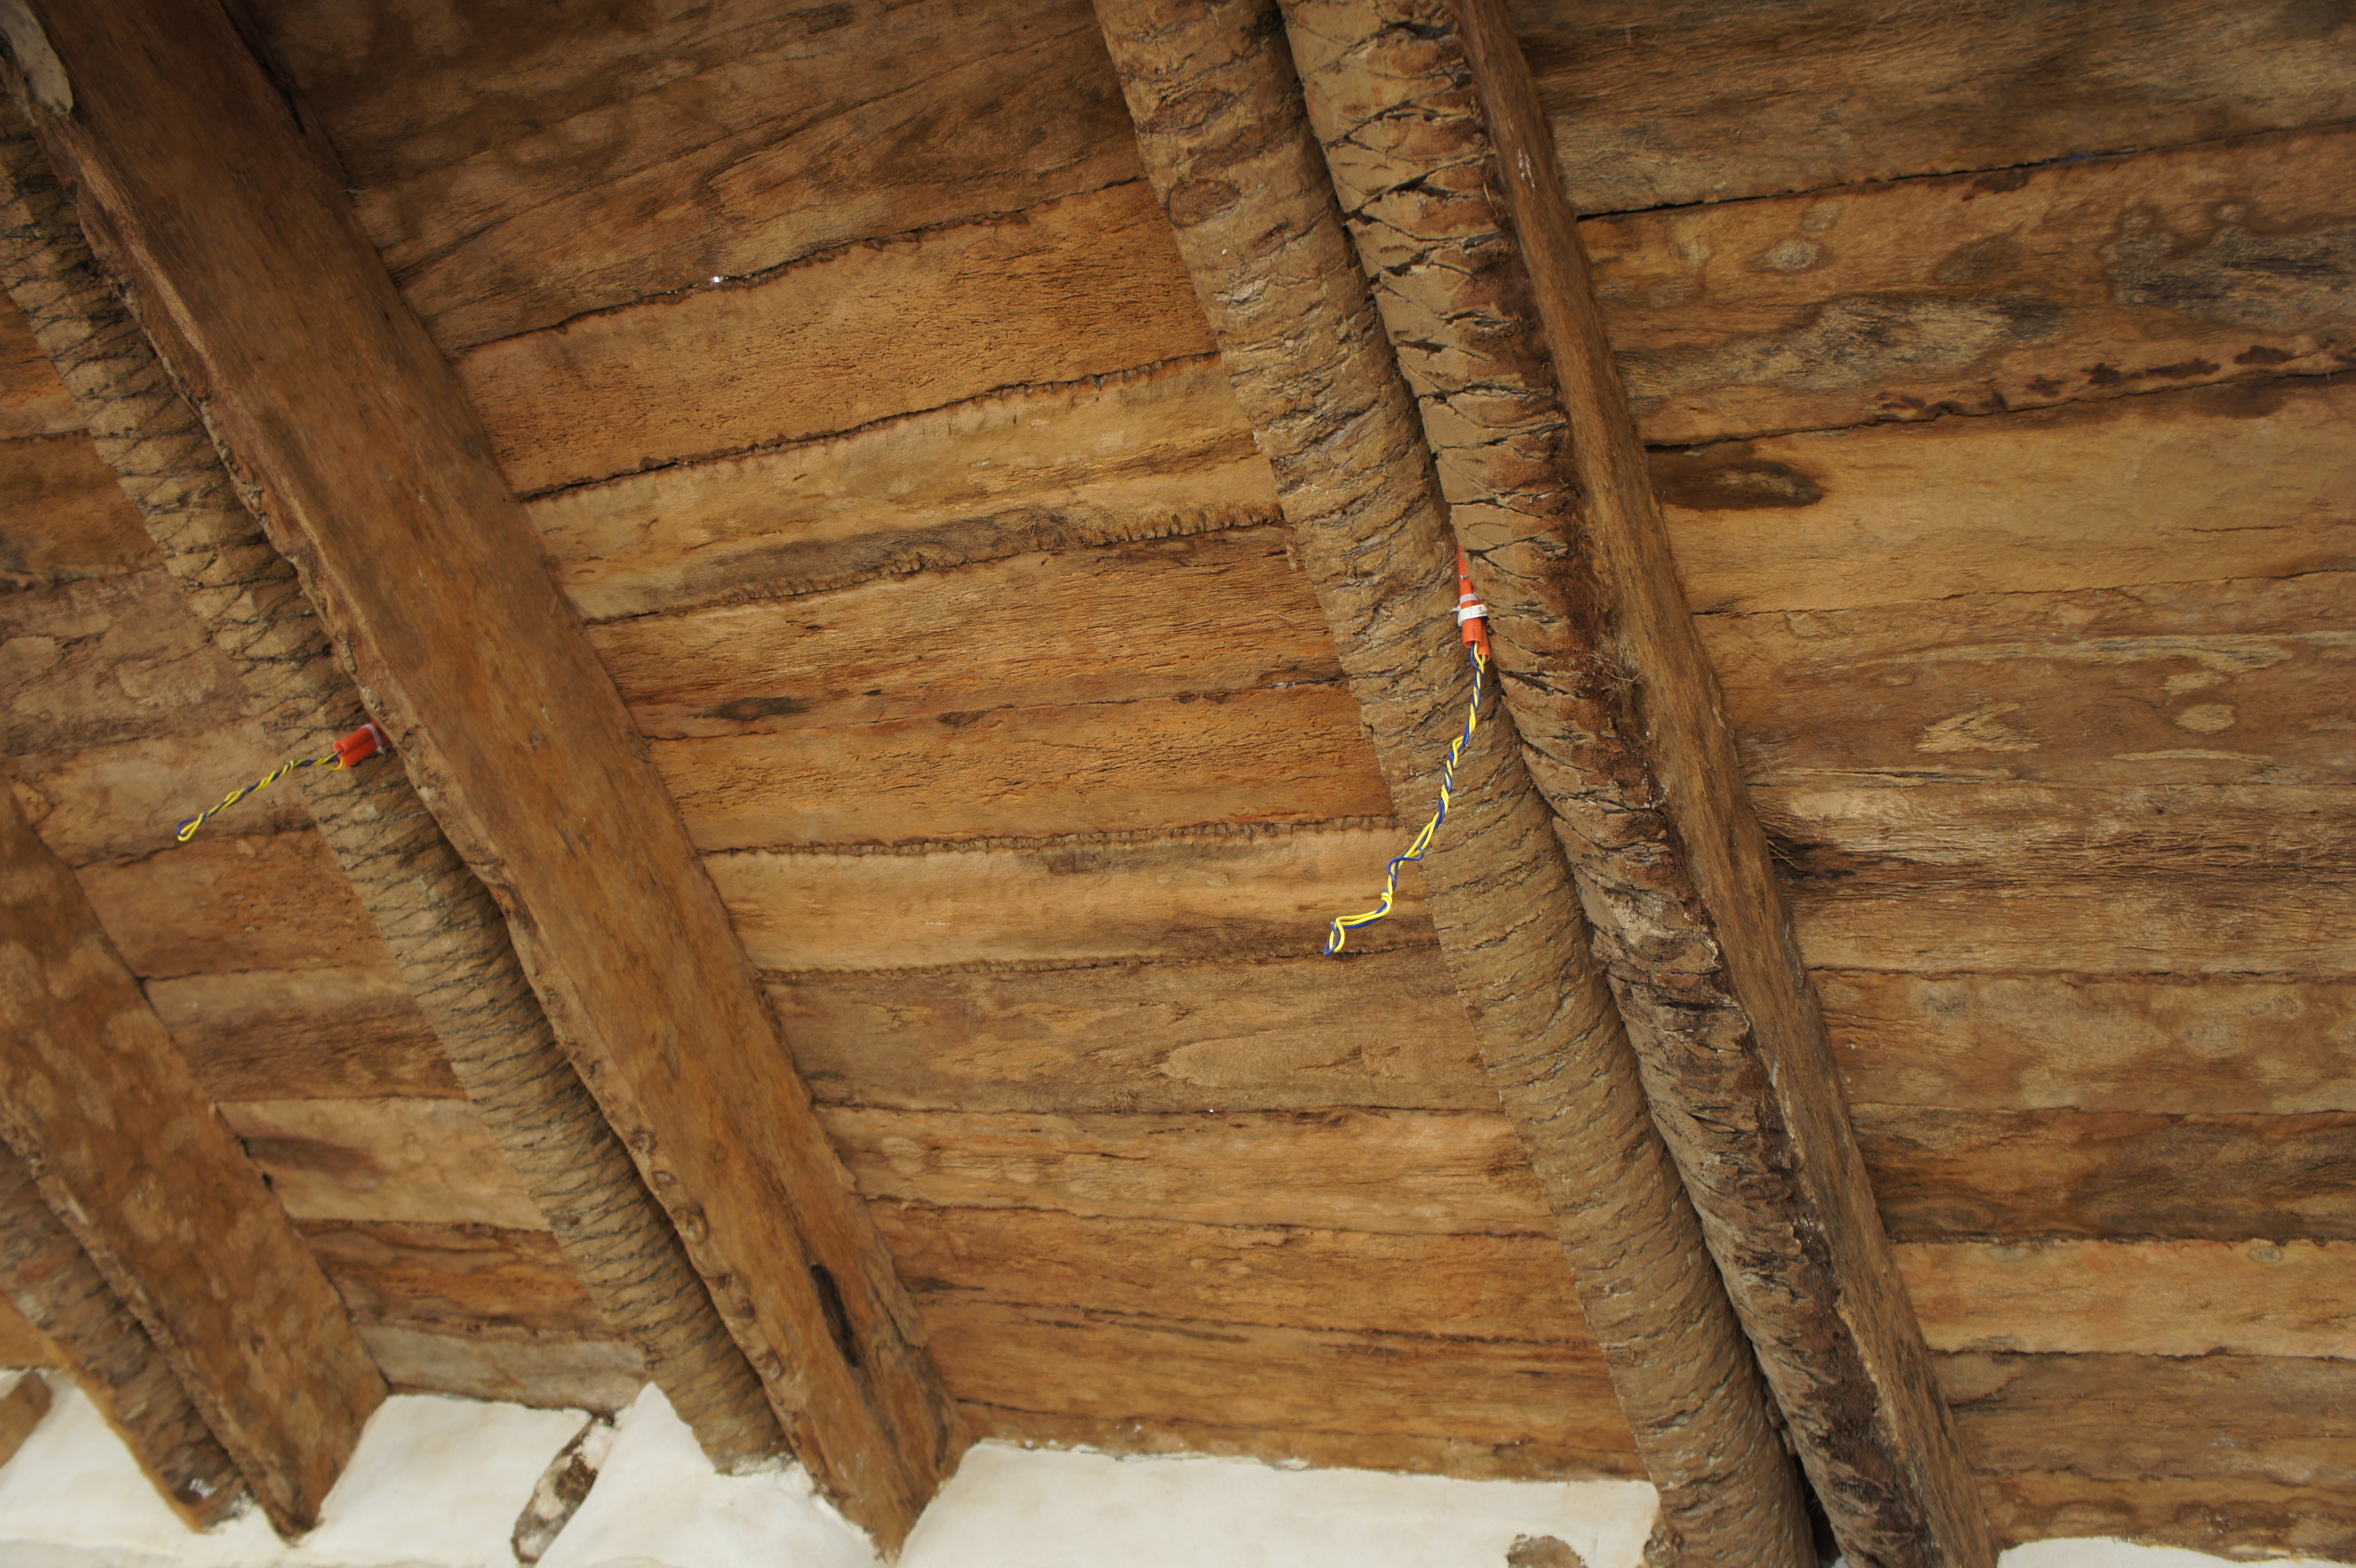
[[173, 723, 389, 842], [1325, 552, 1492, 955]]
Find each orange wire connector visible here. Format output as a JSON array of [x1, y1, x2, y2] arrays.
[[1456, 547, 1490, 657], [174, 722, 390, 842]]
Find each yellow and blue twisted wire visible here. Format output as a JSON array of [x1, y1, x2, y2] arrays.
[[1325, 642, 1489, 954], [173, 751, 344, 842]]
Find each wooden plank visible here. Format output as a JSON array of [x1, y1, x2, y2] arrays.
[[0, 570, 250, 753], [0, 291, 76, 438], [358, 1324, 645, 1415], [773, 949, 1493, 1114], [218, 1098, 547, 1232], [533, 355, 1273, 623], [715, 826, 1425, 973], [1, 728, 301, 866], [872, 1204, 1580, 1343], [459, 181, 1213, 495], [10, 7, 965, 1535], [1898, 1239, 2356, 1359], [821, 1106, 1552, 1236], [144, 966, 461, 1102], [657, 684, 1386, 852], [248, 0, 1146, 349], [1823, 973, 2356, 1115], [75, 832, 391, 980], [927, 1301, 1635, 1473], [0, 791, 380, 1530], [0, 433, 152, 584], [594, 524, 1328, 737], [1513, 0, 2356, 213], [299, 1220, 606, 1341], [1707, 574, 2355, 788], [0, 1292, 54, 1367], [1664, 377, 2356, 616], [1980, 1470, 2356, 1559], [0, 1369, 49, 1469], [1858, 1108, 2356, 1242], [1594, 125, 2356, 446]]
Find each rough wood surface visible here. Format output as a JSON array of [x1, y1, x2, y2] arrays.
[[1510, 0, 2356, 213], [1823, 973, 2356, 1115], [0, 1291, 52, 1367], [218, 1097, 547, 1232], [248, 0, 1147, 350], [1977, 1471, 2356, 1560], [0, 1368, 47, 1469], [0, 430, 150, 585], [774, 950, 1493, 1114], [0, 792, 380, 1531], [1593, 125, 2356, 445], [75, 832, 388, 979], [0, 1151, 241, 1525], [1899, 1239, 2356, 1359], [0, 292, 73, 437], [358, 1324, 645, 1415], [1291, 0, 1988, 1557], [1094, 4, 1809, 1555], [0, 570, 252, 754], [1664, 379, 2356, 616], [460, 181, 1212, 495], [1857, 1108, 2356, 1242], [300, 1220, 607, 1341], [535, 356, 1273, 622], [145, 966, 461, 1102], [2, 728, 303, 866]]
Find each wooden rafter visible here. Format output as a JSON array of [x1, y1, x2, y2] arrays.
[[0, 791, 381, 1532], [1277, 0, 1996, 1559], [1, 1, 963, 1544], [1089, 0, 1813, 1559]]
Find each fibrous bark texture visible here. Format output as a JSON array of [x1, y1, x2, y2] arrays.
[[0, 1152, 243, 1527], [0, 109, 784, 1470], [1087, 2, 1810, 1561], [1277, 1, 1996, 1562]]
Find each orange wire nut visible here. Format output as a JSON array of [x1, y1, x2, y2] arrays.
[[333, 722, 389, 768], [1456, 548, 1490, 657]]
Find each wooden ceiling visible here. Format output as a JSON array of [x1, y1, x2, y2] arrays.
[[0, 0, 2349, 1561]]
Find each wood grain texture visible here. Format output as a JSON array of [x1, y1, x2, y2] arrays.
[[0, 792, 380, 1531], [715, 826, 1426, 973], [1510, 0, 2356, 213], [1977, 1470, 2356, 1560], [1857, 1108, 2356, 1243], [12, 4, 964, 1538], [0, 291, 74, 438], [1823, 973, 2356, 1115], [1899, 1239, 2356, 1359], [218, 1097, 547, 1232], [535, 355, 1273, 622], [76, 832, 390, 980], [1664, 378, 2356, 617], [0, 1291, 52, 1367], [299, 1219, 606, 1341], [774, 949, 1493, 1114], [144, 966, 461, 1102], [0, 432, 151, 585], [1594, 125, 2356, 446], [1709, 575, 2355, 789], [460, 181, 1213, 494], [358, 1324, 644, 1415], [0, 1369, 48, 1469], [0, 569, 251, 753], [248, 0, 1147, 349], [2, 728, 304, 866]]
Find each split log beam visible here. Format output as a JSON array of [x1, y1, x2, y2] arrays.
[[0, 3, 961, 1544], [0, 792, 379, 1531], [1277, 0, 1995, 1560], [1089, 2, 1810, 1561]]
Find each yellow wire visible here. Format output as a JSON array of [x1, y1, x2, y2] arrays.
[[1326, 645, 1488, 954], [174, 752, 342, 842]]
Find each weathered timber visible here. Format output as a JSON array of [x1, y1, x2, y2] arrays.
[[1708, 575, 2355, 788], [715, 827, 1426, 972], [1510, 0, 2356, 213], [0, 1151, 242, 1524], [301, 1220, 609, 1343], [1663, 379, 2356, 616], [2, 729, 303, 865], [594, 524, 1329, 737], [0, 570, 251, 753], [0, 430, 149, 584], [1094, 1, 1809, 1556], [1287, 0, 1990, 1558], [928, 1301, 1637, 1474], [0, 291, 72, 437], [1823, 973, 2356, 1115], [0, 792, 380, 1531], [248, 0, 1147, 349], [1897, 1239, 2356, 1359], [218, 1098, 548, 1232], [3, 11, 961, 1538], [360, 1324, 645, 1416], [774, 949, 1493, 1114], [146, 967, 461, 1102], [1857, 1108, 2356, 1242], [74, 832, 387, 979], [0, 1369, 47, 1468], [460, 181, 1213, 495], [536, 356, 1273, 622], [963, 1407, 1628, 1483], [823, 1106, 1552, 1236], [876, 1204, 1582, 1341], [0, 1291, 52, 1367], [1977, 1471, 2356, 1560], [0, 125, 789, 1474], [1593, 126, 2356, 446]]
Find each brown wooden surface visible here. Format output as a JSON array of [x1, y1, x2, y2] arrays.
[[1510, 0, 2356, 213], [1978, 1471, 2356, 1560], [76, 831, 389, 979], [147, 967, 461, 1102], [0, 793, 380, 1531], [219, 1098, 547, 1232], [359, 1324, 645, 1415], [0, 1369, 48, 1469], [2, 729, 303, 866], [0, 292, 74, 438], [14, 2, 964, 1540], [0, 431, 150, 586], [0, 1291, 53, 1367], [302, 1220, 607, 1342]]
